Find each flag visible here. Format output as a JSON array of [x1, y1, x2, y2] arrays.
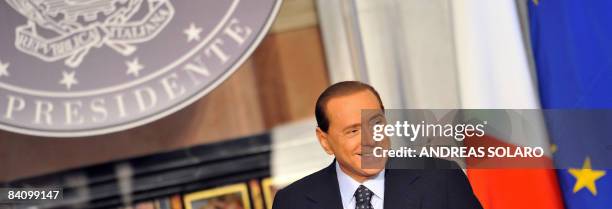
[[529, 0, 612, 208], [450, 0, 564, 208]]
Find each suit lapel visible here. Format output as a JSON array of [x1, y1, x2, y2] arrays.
[[305, 161, 344, 209], [303, 161, 422, 209], [383, 169, 421, 209]]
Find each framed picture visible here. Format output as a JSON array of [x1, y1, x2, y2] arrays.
[[260, 178, 278, 209], [247, 179, 264, 209], [183, 183, 251, 209], [154, 195, 183, 209]]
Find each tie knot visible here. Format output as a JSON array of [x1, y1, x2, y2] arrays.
[[354, 185, 374, 205]]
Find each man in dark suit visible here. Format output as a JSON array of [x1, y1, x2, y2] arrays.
[[272, 81, 482, 209]]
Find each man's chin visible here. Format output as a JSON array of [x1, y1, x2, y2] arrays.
[[361, 155, 387, 169], [360, 167, 384, 176]]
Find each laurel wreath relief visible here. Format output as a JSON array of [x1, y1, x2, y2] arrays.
[[6, 0, 174, 68]]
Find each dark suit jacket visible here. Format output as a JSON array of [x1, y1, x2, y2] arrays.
[[272, 158, 483, 209]]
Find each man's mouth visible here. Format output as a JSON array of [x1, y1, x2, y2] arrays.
[[357, 152, 373, 157]]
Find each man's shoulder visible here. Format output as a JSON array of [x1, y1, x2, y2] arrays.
[[386, 157, 467, 185], [277, 166, 330, 195], [387, 156, 462, 170], [272, 165, 334, 209]]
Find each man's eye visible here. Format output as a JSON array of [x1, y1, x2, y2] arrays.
[[346, 129, 360, 135], [369, 116, 385, 126]]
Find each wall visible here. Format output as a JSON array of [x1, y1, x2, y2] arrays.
[[0, 0, 329, 182]]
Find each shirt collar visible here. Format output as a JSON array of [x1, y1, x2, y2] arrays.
[[335, 161, 385, 205]]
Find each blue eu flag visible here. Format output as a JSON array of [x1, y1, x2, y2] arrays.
[[528, 0, 612, 208]]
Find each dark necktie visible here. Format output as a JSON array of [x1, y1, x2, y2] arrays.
[[354, 185, 374, 209]]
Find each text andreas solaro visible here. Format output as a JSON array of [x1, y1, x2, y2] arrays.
[[364, 116, 546, 168]]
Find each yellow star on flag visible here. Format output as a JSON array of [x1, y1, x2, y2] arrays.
[[568, 157, 606, 195]]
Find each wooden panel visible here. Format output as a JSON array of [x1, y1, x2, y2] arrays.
[[275, 27, 329, 120], [251, 37, 292, 128], [270, 0, 318, 33], [253, 27, 329, 128]]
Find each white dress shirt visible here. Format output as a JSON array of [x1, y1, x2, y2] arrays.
[[335, 162, 385, 209]]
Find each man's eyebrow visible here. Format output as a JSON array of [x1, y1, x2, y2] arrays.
[[368, 113, 384, 121]]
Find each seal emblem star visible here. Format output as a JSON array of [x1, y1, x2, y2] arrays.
[[59, 71, 78, 90], [126, 58, 145, 77], [184, 23, 203, 42], [0, 60, 9, 77]]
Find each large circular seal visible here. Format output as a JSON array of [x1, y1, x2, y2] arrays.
[[0, 0, 282, 137]]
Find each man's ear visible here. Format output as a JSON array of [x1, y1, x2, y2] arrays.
[[316, 127, 334, 155]]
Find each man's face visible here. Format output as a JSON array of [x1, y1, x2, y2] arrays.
[[317, 90, 388, 181]]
